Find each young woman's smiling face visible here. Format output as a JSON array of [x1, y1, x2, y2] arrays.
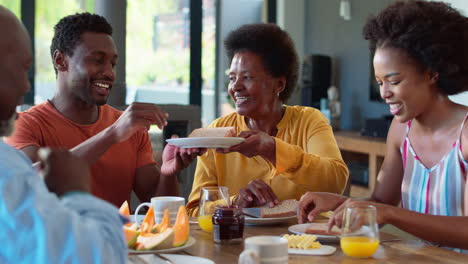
[[373, 47, 438, 123]]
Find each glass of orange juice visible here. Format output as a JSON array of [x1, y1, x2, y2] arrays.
[[198, 186, 229, 232], [340, 204, 379, 258]]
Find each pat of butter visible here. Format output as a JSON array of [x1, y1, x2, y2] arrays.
[[282, 234, 321, 249]]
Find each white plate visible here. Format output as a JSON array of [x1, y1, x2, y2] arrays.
[[129, 253, 214, 264], [288, 245, 336, 256], [245, 215, 296, 225], [288, 223, 340, 242], [166, 137, 244, 148], [128, 236, 196, 255]]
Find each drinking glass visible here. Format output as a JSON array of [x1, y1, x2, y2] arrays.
[[340, 204, 380, 258], [198, 186, 229, 232]]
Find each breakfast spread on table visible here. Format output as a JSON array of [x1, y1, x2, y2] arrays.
[[119, 201, 190, 251]]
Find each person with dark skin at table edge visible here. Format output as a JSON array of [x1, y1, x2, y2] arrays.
[[0, 5, 128, 263]]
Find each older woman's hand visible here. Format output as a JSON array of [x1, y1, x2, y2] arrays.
[[216, 130, 276, 165], [234, 179, 279, 208]]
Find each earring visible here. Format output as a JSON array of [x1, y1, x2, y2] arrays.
[[277, 92, 280, 97]]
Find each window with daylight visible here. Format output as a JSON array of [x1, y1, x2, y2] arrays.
[[126, 0, 216, 126], [34, 0, 95, 104]]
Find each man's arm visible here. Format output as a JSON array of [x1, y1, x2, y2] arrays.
[[19, 122, 135, 164], [16, 103, 168, 164], [20, 145, 39, 162], [10, 103, 168, 164], [72, 102, 168, 164], [133, 164, 178, 202]]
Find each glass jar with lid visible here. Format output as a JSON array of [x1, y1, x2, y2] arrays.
[[212, 205, 244, 244]]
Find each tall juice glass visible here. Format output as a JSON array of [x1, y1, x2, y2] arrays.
[[340, 204, 380, 257], [198, 186, 229, 232]]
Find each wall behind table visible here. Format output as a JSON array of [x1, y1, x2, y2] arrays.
[[437, 0, 468, 106], [216, 0, 263, 117], [305, 0, 394, 131]]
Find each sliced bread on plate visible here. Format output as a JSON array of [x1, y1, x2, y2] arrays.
[[188, 127, 236, 138]]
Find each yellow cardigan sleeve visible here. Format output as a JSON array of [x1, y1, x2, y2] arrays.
[[274, 113, 349, 194]]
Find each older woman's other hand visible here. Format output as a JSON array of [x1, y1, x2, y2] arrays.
[[216, 130, 276, 164], [234, 179, 279, 208], [298, 192, 347, 224]]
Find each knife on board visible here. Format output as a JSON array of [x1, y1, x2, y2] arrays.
[[242, 208, 262, 218]]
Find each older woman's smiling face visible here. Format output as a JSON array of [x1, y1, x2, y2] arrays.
[[228, 51, 283, 119]]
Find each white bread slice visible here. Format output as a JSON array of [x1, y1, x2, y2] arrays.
[[188, 127, 236, 138], [305, 223, 341, 236], [260, 199, 298, 218]]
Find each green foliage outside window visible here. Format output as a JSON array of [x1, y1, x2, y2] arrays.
[[35, 0, 94, 84], [126, 0, 215, 90], [0, 0, 20, 18], [126, 0, 190, 87]]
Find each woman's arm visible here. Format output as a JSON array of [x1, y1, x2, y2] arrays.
[[371, 119, 406, 205], [388, 205, 468, 249]]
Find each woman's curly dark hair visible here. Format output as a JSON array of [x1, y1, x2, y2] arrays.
[[224, 23, 299, 102], [363, 0, 468, 95], [50, 12, 112, 74]]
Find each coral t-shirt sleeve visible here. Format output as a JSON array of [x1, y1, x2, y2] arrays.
[[4, 113, 41, 149], [135, 131, 158, 168]]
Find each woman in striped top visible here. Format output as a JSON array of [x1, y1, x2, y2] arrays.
[[297, 0, 468, 252]]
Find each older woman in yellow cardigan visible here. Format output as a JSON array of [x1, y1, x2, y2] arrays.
[[187, 23, 348, 216]]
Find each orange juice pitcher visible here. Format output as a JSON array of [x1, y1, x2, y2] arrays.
[[198, 186, 229, 232]]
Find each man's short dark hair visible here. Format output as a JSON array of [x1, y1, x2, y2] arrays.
[[50, 12, 113, 74]]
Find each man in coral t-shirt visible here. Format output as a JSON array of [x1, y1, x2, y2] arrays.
[[5, 13, 204, 207]]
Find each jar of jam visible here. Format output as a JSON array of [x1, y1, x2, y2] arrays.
[[212, 205, 244, 244]]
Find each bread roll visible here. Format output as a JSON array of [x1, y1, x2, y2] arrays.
[[188, 127, 236, 138]]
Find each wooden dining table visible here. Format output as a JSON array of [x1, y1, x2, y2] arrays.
[[172, 217, 468, 264]]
